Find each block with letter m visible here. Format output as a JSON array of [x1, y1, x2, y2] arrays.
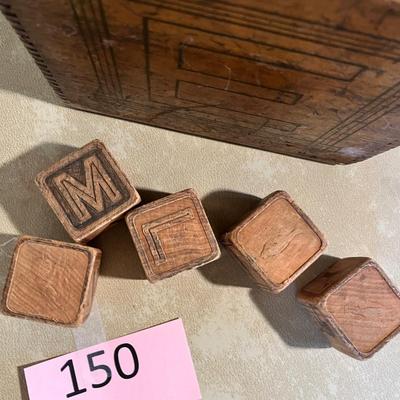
[[36, 140, 141, 242]]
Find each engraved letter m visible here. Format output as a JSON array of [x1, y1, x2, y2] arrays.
[[54, 155, 123, 223]]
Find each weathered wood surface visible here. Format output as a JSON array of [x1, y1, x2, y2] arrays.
[[36, 139, 141, 243], [3, 235, 102, 326], [298, 257, 400, 359], [126, 189, 220, 281], [2, 0, 400, 164], [223, 191, 327, 293]]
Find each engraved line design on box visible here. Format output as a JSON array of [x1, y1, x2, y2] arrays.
[[170, 81, 299, 130], [143, 18, 152, 102], [312, 82, 400, 150], [168, 107, 299, 133], [149, 105, 314, 150], [53, 155, 123, 224], [145, 18, 394, 151], [174, 101, 304, 142], [0, 3, 67, 101], [178, 43, 365, 83], [173, 82, 303, 140], [145, 18, 305, 141], [62, 0, 398, 155], [142, 208, 195, 265], [178, 45, 302, 105], [134, 0, 400, 60], [147, 18, 367, 84], [69, 0, 124, 100], [16, 0, 396, 159], [145, 17, 400, 153], [176, 80, 301, 107], [46, 149, 131, 229], [154, 107, 316, 151]]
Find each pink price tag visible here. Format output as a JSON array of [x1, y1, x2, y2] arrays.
[[24, 319, 202, 400]]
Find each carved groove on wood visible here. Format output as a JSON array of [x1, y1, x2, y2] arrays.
[[143, 207, 195, 265], [126, 189, 220, 281], [36, 140, 141, 242], [3, 0, 400, 163]]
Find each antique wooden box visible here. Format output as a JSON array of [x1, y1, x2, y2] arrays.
[[3, 235, 102, 326], [1, 0, 400, 164], [298, 257, 400, 359], [223, 191, 326, 293]]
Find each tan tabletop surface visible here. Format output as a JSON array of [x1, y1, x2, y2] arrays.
[[1, 13, 399, 400]]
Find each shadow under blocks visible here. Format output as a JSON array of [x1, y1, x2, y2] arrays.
[[201, 189, 337, 349], [0, 233, 18, 294], [91, 188, 170, 280], [0, 142, 171, 281], [0, 142, 77, 241], [0, 144, 78, 306]]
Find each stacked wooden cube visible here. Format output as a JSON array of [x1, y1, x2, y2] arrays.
[[2, 139, 400, 360]]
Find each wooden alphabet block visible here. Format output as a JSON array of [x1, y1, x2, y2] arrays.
[[298, 258, 400, 359], [223, 191, 327, 293], [36, 139, 141, 243], [125, 189, 220, 282], [3, 236, 102, 326]]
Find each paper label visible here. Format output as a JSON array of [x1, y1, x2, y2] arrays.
[[24, 319, 201, 400]]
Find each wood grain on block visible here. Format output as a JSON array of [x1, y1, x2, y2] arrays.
[[298, 258, 400, 359], [3, 236, 102, 326], [223, 191, 326, 292], [2, 0, 400, 164], [126, 189, 220, 281], [35, 139, 141, 243]]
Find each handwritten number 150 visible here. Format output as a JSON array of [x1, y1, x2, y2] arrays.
[[60, 343, 139, 398]]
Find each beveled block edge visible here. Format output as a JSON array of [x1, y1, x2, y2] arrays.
[[2, 235, 102, 327], [222, 190, 327, 293], [323, 259, 400, 360], [298, 258, 400, 360]]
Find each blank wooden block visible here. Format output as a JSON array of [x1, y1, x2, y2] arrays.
[[3, 236, 101, 326], [36, 139, 141, 243], [223, 191, 327, 293], [298, 258, 400, 359], [126, 189, 220, 282]]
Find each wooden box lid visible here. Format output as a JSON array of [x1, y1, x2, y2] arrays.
[[2, 0, 400, 164]]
